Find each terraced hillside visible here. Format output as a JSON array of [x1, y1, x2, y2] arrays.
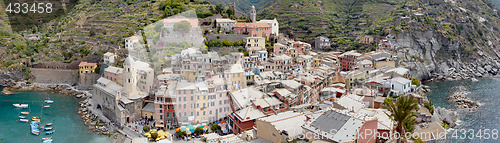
[[258, 0, 407, 43], [206, 0, 275, 15], [0, 0, 215, 68]]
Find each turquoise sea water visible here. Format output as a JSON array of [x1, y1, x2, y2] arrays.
[[0, 87, 109, 143], [426, 77, 500, 142]]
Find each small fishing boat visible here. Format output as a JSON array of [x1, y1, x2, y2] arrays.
[[42, 137, 52, 143], [44, 127, 53, 131], [19, 116, 27, 119], [21, 112, 29, 115], [32, 117, 40, 121], [45, 130, 55, 135], [42, 139, 52, 143], [44, 100, 54, 104], [46, 123, 53, 126], [42, 137, 52, 140], [20, 119, 29, 122], [43, 105, 50, 108], [13, 104, 28, 108]]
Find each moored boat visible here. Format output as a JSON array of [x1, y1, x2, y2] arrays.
[[42, 137, 52, 143], [19, 116, 27, 119], [21, 112, 29, 115], [20, 119, 29, 122], [32, 117, 40, 121], [45, 130, 55, 135], [13, 104, 28, 108], [44, 105, 50, 108], [44, 127, 53, 131], [46, 123, 53, 126], [42, 139, 52, 143], [44, 100, 54, 104]]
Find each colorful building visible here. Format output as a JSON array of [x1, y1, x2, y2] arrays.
[[234, 23, 272, 40]]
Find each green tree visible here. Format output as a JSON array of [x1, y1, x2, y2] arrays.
[[215, 4, 224, 14], [194, 127, 203, 135], [226, 8, 234, 17], [151, 132, 159, 140], [222, 40, 233, 47], [382, 96, 419, 141], [176, 130, 186, 137], [94, 66, 100, 73], [210, 124, 221, 132], [174, 20, 192, 34], [424, 100, 434, 115], [143, 126, 150, 133], [411, 78, 420, 86], [233, 40, 243, 46]]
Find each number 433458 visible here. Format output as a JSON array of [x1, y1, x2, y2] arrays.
[[5, 3, 53, 14]]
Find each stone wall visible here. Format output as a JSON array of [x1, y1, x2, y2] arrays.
[[78, 74, 101, 90], [30, 68, 79, 85]]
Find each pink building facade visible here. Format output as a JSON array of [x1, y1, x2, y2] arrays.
[[234, 23, 272, 40]]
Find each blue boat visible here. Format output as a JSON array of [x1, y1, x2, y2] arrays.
[[45, 130, 55, 135], [44, 127, 53, 131], [42, 139, 52, 143], [42, 137, 52, 143], [30, 121, 40, 135], [44, 100, 54, 104], [19, 116, 26, 119]]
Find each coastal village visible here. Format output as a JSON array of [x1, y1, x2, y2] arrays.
[[4, 4, 473, 143]]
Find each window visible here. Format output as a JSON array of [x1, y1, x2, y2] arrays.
[[167, 113, 169, 117], [159, 105, 162, 108], [184, 112, 186, 116], [197, 112, 199, 116], [183, 97, 186, 101], [160, 110, 162, 113], [183, 104, 186, 109], [191, 96, 194, 101], [184, 90, 186, 94], [160, 115, 163, 119], [219, 100, 222, 105], [191, 90, 193, 94], [203, 111, 206, 115], [191, 112, 193, 116], [210, 111, 212, 115]]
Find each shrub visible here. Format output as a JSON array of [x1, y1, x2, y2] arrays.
[[143, 126, 150, 133], [210, 124, 221, 132], [194, 127, 203, 135], [151, 132, 158, 140], [411, 78, 420, 86]]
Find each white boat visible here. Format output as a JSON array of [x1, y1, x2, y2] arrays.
[[44, 100, 54, 104], [13, 104, 28, 108], [20, 119, 29, 122]]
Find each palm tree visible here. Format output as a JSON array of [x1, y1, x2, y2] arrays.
[[382, 95, 419, 142]]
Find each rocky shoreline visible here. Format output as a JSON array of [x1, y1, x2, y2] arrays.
[[449, 91, 480, 109], [78, 99, 112, 136]]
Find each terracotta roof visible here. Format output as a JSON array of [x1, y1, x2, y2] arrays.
[[78, 62, 97, 67], [234, 22, 270, 28]]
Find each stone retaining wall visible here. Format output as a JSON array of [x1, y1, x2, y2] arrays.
[[30, 68, 79, 85]]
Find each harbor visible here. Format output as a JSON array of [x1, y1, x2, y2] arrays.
[[0, 87, 109, 143]]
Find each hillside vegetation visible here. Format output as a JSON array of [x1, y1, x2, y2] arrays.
[[258, 0, 500, 49], [0, 0, 214, 69], [207, 0, 275, 15]]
